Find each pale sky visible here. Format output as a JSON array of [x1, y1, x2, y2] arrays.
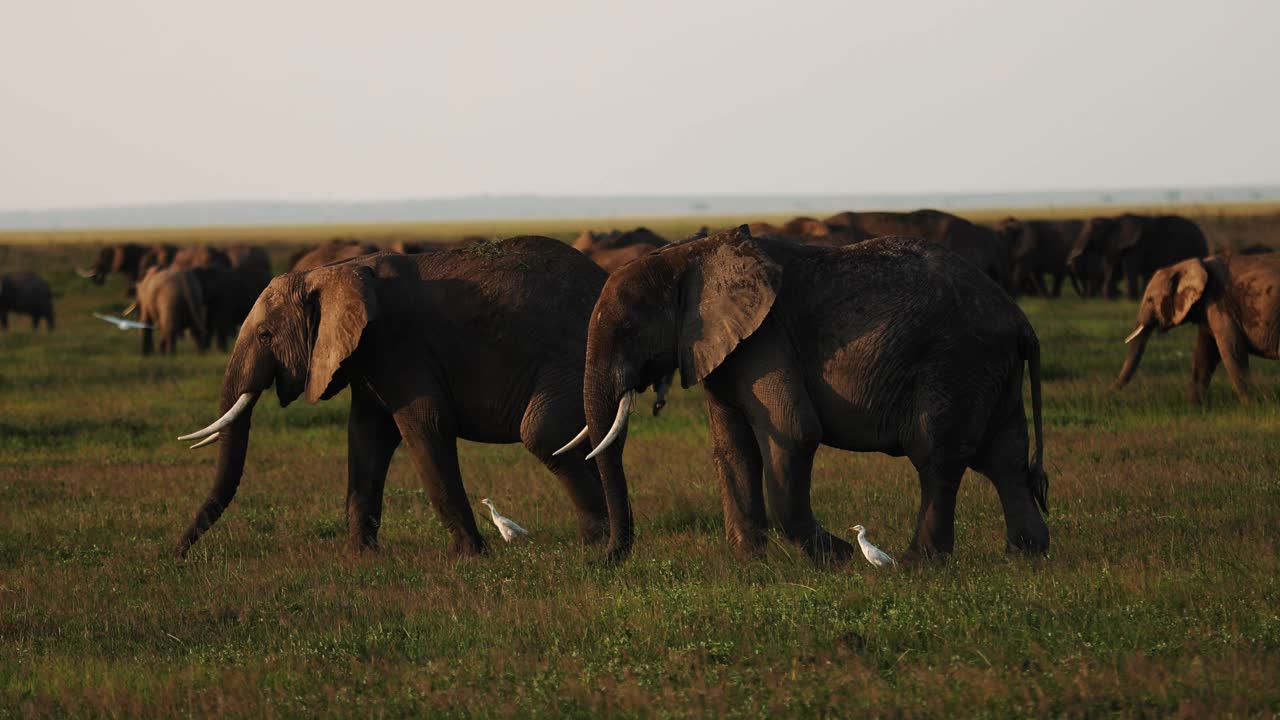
[[2, 1, 1278, 210]]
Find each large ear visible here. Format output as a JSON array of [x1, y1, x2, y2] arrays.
[[677, 229, 781, 387], [1113, 217, 1142, 253], [1156, 259, 1208, 326], [304, 264, 379, 403]]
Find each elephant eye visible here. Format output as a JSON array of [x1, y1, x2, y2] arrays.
[[257, 328, 273, 345]]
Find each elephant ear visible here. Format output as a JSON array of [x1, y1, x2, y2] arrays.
[[304, 264, 379, 404], [1169, 259, 1209, 326], [677, 228, 781, 388], [1113, 217, 1143, 253]]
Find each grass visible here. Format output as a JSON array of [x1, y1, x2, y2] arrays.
[[2, 213, 1280, 717]]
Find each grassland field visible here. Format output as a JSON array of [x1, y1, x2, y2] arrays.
[[2, 205, 1279, 717]]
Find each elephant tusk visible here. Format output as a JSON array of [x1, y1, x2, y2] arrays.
[[188, 431, 220, 450], [1124, 325, 1145, 344], [75, 267, 98, 278], [177, 392, 256, 441], [552, 425, 590, 456], [122, 302, 137, 317], [585, 390, 634, 460]]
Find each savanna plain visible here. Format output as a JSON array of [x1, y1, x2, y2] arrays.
[[2, 207, 1279, 717]]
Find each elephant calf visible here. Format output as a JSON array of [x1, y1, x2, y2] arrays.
[[0, 272, 55, 331], [1114, 253, 1280, 403]]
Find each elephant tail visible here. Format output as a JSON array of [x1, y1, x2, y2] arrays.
[[1021, 322, 1048, 514], [179, 272, 207, 338]]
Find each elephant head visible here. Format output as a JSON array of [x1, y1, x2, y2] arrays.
[[173, 263, 379, 556], [1113, 258, 1220, 389], [556, 226, 780, 561]]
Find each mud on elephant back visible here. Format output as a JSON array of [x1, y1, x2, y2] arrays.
[[556, 225, 1050, 567], [172, 241, 617, 560]]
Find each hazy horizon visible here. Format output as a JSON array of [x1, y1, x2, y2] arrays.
[[3, 2, 1278, 213]]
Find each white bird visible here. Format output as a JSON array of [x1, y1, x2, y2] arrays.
[[93, 312, 151, 330], [851, 525, 896, 568], [480, 498, 529, 542]]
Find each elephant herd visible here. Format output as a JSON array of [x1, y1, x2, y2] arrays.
[[6, 209, 1273, 568]]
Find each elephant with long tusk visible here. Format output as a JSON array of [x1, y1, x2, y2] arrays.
[[172, 239, 615, 560], [1112, 252, 1280, 403]]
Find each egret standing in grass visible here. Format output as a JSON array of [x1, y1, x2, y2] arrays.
[[850, 525, 895, 568], [481, 499, 529, 542]]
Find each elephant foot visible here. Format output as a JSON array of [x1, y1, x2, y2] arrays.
[[1005, 524, 1049, 555], [726, 528, 768, 562], [448, 533, 487, 558], [901, 538, 951, 566], [591, 540, 632, 567], [577, 515, 610, 546], [802, 528, 856, 566]]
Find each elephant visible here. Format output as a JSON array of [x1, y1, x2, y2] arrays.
[[750, 217, 862, 248], [137, 244, 180, 280], [0, 272, 55, 331], [192, 263, 273, 351], [76, 243, 150, 296], [824, 210, 1013, 292], [289, 239, 380, 271], [171, 238, 613, 559], [225, 245, 272, 276], [135, 267, 208, 355], [389, 237, 486, 255], [994, 218, 1083, 297], [573, 227, 669, 274], [556, 226, 1049, 565], [169, 245, 233, 271], [1113, 253, 1280, 404], [1066, 214, 1209, 300]]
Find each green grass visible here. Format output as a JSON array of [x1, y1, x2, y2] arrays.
[[2, 217, 1280, 717]]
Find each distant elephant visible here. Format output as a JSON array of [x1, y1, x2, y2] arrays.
[[0, 272, 55, 331], [1066, 214, 1209, 300], [137, 244, 180, 280], [751, 217, 863, 248], [192, 263, 273, 351], [290, 240, 380, 272], [225, 245, 272, 276], [389, 237, 486, 254], [172, 239, 611, 559], [1113, 253, 1280, 403], [135, 267, 208, 355], [995, 218, 1083, 297], [573, 227, 668, 273], [558, 226, 1048, 565], [76, 243, 149, 296], [825, 210, 1013, 292], [169, 245, 232, 271]]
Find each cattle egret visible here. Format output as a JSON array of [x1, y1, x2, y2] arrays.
[[93, 312, 151, 330], [850, 525, 895, 568], [480, 498, 529, 542]]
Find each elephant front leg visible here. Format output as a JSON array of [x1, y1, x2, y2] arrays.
[[346, 383, 401, 550], [1188, 324, 1221, 404], [904, 459, 965, 561], [1209, 315, 1252, 403], [706, 396, 767, 558], [395, 407, 487, 557]]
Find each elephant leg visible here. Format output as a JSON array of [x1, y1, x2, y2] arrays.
[[904, 458, 966, 561], [1210, 319, 1251, 402], [1032, 270, 1050, 297], [0, 311, 7, 330], [706, 394, 767, 559], [1125, 264, 1141, 300], [972, 422, 1049, 555], [1188, 324, 1221, 404], [140, 318, 153, 355], [1102, 261, 1119, 300], [30, 314, 38, 331], [521, 390, 609, 545], [394, 408, 486, 557], [1050, 271, 1064, 297], [347, 383, 401, 550]]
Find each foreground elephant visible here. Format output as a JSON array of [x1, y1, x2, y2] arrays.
[[290, 239, 380, 271], [0, 272, 55, 331], [1113, 253, 1280, 403], [136, 267, 207, 355], [558, 226, 1049, 564], [995, 218, 1083, 297], [173, 239, 611, 557], [824, 210, 1013, 292], [1066, 214, 1208, 300]]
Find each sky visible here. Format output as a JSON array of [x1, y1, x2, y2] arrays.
[[1, 1, 1278, 211]]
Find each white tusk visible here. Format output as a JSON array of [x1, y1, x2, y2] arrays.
[[584, 391, 634, 460], [75, 267, 98, 278], [1124, 325, 1145, 344], [177, 393, 256, 441], [188, 432, 220, 450], [552, 425, 590, 456], [122, 302, 137, 316]]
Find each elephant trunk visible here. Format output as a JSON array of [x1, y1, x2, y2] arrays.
[[174, 385, 259, 557], [1112, 326, 1152, 390], [584, 365, 634, 563]]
